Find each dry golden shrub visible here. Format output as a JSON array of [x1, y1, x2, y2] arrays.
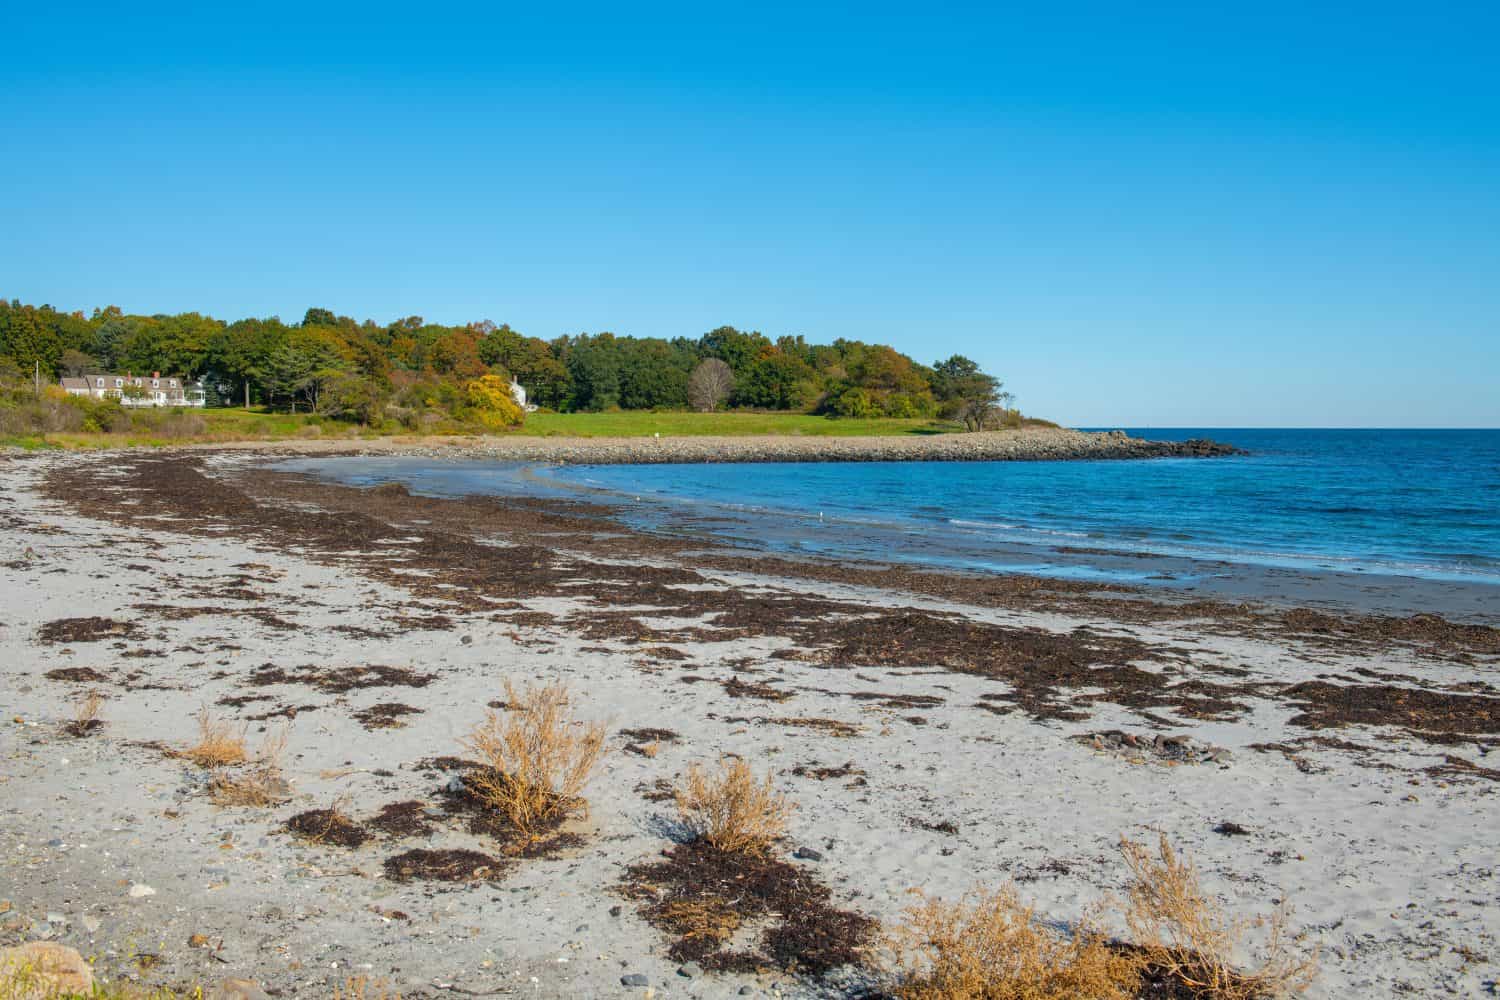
[[64, 689, 106, 737], [210, 726, 290, 807], [74, 689, 104, 724], [890, 885, 1142, 1000], [461, 679, 607, 837], [181, 706, 248, 767], [675, 757, 793, 855], [1120, 834, 1317, 999]]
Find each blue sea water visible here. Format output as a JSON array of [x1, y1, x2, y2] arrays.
[[538, 429, 1500, 587], [279, 429, 1500, 618]]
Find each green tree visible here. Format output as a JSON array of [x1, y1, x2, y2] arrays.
[[564, 333, 624, 411]]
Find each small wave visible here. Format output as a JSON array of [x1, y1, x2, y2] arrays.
[[947, 518, 1089, 539]]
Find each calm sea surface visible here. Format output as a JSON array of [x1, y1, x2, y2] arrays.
[[281, 429, 1500, 616]]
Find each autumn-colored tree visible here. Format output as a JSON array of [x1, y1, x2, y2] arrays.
[[464, 374, 525, 429]]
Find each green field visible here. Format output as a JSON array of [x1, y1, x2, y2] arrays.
[[1, 407, 977, 449]]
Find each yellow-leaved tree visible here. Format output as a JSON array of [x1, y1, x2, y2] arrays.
[[464, 374, 524, 429]]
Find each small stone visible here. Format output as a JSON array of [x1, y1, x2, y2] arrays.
[[739, 987, 754, 996], [608, 905, 623, 917], [45, 913, 66, 926], [81, 916, 100, 934], [460, 635, 474, 645], [189, 933, 212, 948], [620, 973, 649, 987], [678, 962, 703, 978], [127, 884, 156, 899], [575, 923, 589, 932], [793, 846, 823, 861]]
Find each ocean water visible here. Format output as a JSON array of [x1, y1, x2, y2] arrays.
[[539, 429, 1500, 585], [279, 429, 1500, 617]]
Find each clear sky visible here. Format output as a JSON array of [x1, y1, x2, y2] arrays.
[[4, 2, 1497, 427]]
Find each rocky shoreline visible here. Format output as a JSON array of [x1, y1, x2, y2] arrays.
[[183, 425, 1242, 464]]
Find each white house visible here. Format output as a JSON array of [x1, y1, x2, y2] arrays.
[[60, 372, 207, 408]]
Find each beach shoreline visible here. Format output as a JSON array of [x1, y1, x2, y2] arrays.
[[143, 424, 1242, 463], [2, 449, 1496, 998]]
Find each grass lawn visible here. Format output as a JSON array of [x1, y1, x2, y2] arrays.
[[3, 408, 969, 448]]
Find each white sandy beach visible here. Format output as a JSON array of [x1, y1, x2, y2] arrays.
[[1, 450, 1496, 998]]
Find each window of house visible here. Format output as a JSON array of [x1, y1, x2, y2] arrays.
[[115, 379, 123, 387], [96, 378, 104, 387]]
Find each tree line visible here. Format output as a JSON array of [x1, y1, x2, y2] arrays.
[[0, 299, 1014, 429]]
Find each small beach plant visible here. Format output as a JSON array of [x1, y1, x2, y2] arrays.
[[462, 679, 607, 838], [65, 688, 105, 737], [889, 885, 1141, 1000], [1120, 834, 1317, 999], [209, 725, 290, 807], [674, 757, 793, 855], [181, 706, 248, 767]]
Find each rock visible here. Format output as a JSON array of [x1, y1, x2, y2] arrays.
[[620, 972, 650, 987], [460, 635, 473, 645], [0, 942, 94, 998], [127, 883, 156, 898], [81, 916, 100, 934], [678, 962, 703, 978], [739, 987, 754, 996], [608, 905, 623, 917], [793, 846, 824, 861], [207, 978, 270, 1000]]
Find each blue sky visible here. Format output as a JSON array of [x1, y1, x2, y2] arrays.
[[4, 2, 1497, 426]]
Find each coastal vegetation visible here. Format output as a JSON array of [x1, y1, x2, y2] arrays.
[[0, 298, 1018, 442], [888, 836, 1316, 998], [460, 679, 608, 842], [673, 757, 794, 855]]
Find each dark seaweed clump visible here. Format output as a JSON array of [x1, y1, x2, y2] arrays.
[[369, 800, 436, 837], [620, 840, 876, 975], [383, 848, 506, 882], [285, 809, 370, 848], [37, 617, 139, 644]]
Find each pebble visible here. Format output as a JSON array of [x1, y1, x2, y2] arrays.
[[127, 884, 156, 898], [793, 846, 824, 861], [678, 962, 703, 978], [620, 973, 650, 987]]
